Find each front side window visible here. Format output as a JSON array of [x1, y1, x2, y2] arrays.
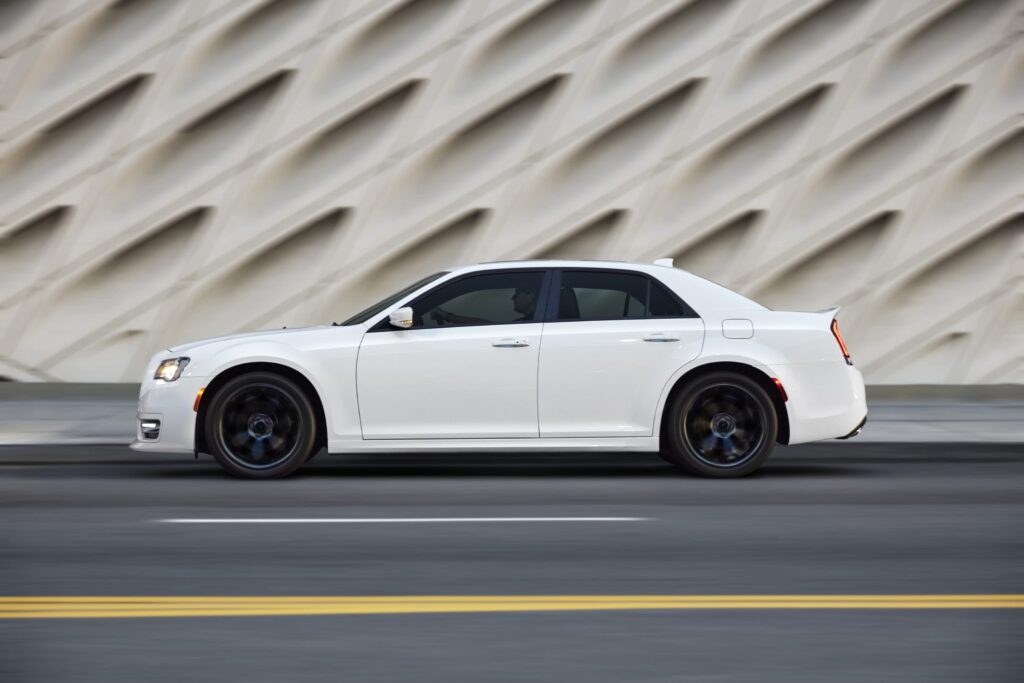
[[408, 271, 545, 328], [340, 271, 448, 325]]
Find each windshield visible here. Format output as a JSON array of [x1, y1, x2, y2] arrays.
[[338, 271, 449, 326]]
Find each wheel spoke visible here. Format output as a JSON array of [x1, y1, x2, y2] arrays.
[[681, 383, 766, 468], [218, 382, 303, 470]]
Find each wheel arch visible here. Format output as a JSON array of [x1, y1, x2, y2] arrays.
[[657, 360, 790, 446], [194, 361, 328, 455]]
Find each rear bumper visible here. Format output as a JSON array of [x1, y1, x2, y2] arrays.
[[837, 414, 867, 440], [771, 362, 867, 445]]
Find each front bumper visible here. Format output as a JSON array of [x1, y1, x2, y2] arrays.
[[129, 375, 206, 454]]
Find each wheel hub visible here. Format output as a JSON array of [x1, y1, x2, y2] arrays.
[[710, 412, 736, 437], [247, 413, 274, 439]]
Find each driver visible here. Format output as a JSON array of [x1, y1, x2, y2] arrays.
[[510, 286, 538, 321], [431, 286, 538, 325]]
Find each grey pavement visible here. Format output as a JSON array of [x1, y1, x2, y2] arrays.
[[0, 383, 1022, 445], [1, 443, 1023, 682]]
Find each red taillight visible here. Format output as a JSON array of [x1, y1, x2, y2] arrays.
[[831, 319, 852, 365]]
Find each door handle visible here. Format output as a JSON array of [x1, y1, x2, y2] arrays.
[[643, 333, 680, 343], [493, 339, 530, 348]]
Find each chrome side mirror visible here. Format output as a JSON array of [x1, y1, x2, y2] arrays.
[[389, 306, 414, 329]]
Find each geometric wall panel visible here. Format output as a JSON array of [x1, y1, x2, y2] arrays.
[[0, 0, 1021, 383]]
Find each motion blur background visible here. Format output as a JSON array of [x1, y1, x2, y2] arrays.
[[2, 5, 1023, 681], [0, 0, 1021, 383]]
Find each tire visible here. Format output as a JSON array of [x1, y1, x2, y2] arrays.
[[661, 371, 777, 477], [204, 371, 318, 479]]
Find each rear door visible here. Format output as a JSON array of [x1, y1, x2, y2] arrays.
[[537, 269, 704, 437]]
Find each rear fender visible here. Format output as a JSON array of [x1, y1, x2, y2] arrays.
[[653, 354, 789, 443]]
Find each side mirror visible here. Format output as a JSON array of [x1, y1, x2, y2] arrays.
[[388, 307, 414, 329]]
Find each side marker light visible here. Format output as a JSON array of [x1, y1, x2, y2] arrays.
[[771, 377, 788, 402]]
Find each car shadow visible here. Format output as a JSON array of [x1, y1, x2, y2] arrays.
[[0, 445, 870, 479], [282, 451, 867, 479]]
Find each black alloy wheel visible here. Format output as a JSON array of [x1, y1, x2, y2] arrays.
[[662, 371, 777, 477], [205, 372, 317, 478]]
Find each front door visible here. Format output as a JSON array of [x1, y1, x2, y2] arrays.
[[357, 269, 548, 439]]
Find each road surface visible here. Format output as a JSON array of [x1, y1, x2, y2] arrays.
[[1, 443, 1022, 682]]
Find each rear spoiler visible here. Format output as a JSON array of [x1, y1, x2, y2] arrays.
[[814, 305, 841, 318]]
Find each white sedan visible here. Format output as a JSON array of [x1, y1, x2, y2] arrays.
[[131, 259, 866, 478]]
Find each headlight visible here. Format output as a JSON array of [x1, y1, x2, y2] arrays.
[[154, 357, 190, 382]]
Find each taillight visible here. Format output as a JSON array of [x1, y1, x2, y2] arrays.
[[831, 319, 852, 365]]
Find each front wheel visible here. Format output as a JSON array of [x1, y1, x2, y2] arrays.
[[205, 372, 317, 479], [661, 372, 777, 477]]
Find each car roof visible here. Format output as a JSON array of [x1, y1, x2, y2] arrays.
[[453, 259, 668, 273], [444, 259, 767, 312]]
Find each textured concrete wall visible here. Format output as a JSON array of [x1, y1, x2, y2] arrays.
[[0, 0, 1021, 383]]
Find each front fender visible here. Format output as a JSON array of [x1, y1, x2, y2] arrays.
[[198, 340, 360, 443], [203, 342, 320, 385]]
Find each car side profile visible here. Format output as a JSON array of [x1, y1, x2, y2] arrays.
[[131, 259, 866, 478]]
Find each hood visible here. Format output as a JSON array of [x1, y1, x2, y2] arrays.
[[167, 325, 332, 354]]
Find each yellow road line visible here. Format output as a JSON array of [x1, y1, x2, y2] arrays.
[[1, 596, 1022, 618]]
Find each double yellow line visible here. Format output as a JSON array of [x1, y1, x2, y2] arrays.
[[1, 595, 1023, 619]]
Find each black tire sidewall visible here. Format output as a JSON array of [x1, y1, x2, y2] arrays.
[[205, 372, 317, 479], [665, 371, 778, 477]]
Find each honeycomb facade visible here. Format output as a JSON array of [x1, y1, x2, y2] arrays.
[[0, 0, 1021, 383]]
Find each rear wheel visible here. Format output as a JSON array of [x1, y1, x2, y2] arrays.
[[205, 372, 317, 479], [661, 371, 777, 477]]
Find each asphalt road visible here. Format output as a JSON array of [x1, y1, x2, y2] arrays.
[[1, 443, 1022, 682]]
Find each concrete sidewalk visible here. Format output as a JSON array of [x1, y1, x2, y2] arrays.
[[0, 384, 1021, 446]]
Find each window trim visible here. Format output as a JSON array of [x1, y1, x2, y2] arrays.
[[369, 268, 554, 332], [544, 268, 699, 323]]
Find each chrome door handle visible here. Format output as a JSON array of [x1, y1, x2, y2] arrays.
[[643, 333, 680, 343], [493, 339, 530, 348]]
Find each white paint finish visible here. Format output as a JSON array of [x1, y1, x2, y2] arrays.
[[699, 309, 847, 366], [131, 374, 205, 454], [538, 318, 704, 437], [326, 436, 660, 454], [129, 260, 867, 457], [158, 517, 650, 524], [772, 361, 867, 444], [722, 319, 754, 339], [199, 326, 367, 441], [356, 323, 543, 439]]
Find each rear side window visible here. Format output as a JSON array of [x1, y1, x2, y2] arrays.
[[561, 270, 647, 321], [558, 271, 648, 321], [557, 270, 695, 321], [649, 280, 687, 317]]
